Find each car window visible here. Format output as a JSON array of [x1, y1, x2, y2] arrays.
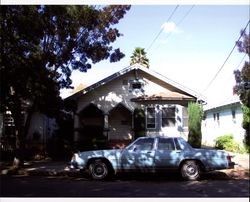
[[158, 138, 175, 150], [134, 138, 154, 150], [176, 138, 192, 150], [174, 138, 181, 150]]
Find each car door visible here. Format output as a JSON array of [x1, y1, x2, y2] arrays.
[[154, 138, 182, 170], [121, 137, 155, 171]]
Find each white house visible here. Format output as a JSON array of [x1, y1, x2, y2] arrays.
[[202, 96, 245, 146], [66, 64, 205, 149]]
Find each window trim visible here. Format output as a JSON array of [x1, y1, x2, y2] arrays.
[[161, 106, 176, 127], [146, 107, 156, 129]]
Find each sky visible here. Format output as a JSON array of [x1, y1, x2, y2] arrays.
[[59, 3, 249, 107], [3, 1, 248, 107]]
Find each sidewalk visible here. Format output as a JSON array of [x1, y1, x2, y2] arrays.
[[0, 160, 77, 177]]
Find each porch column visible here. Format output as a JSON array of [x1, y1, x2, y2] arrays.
[[73, 113, 80, 142], [103, 113, 109, 140]]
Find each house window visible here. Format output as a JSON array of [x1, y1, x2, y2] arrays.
[[162, 107, 176, 127], [216, 113, 220, 126], [146, 107, 156, 129], [232, 109, 236, 123]]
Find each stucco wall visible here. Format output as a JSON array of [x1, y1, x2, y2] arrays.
[[202, 103, 244, 146]]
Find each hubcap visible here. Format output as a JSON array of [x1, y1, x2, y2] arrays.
[[187, 165, 196, 176], [95, 165, 104, 175]]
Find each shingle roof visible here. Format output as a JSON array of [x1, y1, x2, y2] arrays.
[[66, 64, 206, 103]]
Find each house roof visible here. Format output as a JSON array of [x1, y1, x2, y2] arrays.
[[204, 95, 241, 111], [66, 64, 206, 103]]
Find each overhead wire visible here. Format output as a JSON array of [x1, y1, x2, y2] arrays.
[[146, 5, 180, 52], [203, 20, 250, 92], [146, 5, 195, 52]]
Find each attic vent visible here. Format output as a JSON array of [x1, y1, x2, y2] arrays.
[[129, 79, 144, 93], [132, 82, 142, 89]]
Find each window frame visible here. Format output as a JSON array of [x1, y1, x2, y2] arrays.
[[161, 106, 176, 127], [146, 107, 156, 129]]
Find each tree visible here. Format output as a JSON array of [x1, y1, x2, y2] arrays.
[[130, 47, 149, 68], [0, 5, 131, 166], [233, 30, 250, 106], [233, 29, 250, 152], [187, 102, 203, 148]]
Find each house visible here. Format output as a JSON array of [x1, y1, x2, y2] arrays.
[[0, 109, 57, 159], [202, 96, 245, 146], [66, 64, 205, 150]]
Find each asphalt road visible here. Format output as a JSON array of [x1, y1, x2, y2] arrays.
[[1, 174, 249, 197]]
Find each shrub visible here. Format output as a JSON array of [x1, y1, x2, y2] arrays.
[[215, 134, 240, 152], [187, 102, 203, 148]]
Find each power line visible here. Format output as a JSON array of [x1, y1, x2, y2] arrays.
[[146, 5, 179, 52], [203, 20, 250, 92], [147, 5, 195, 52], [176, 5, 195, 26]]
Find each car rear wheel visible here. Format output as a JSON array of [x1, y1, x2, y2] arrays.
[[181, 160, 200, 181], [88, 159, 109, 180]]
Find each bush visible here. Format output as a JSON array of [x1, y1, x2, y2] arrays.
[[215, 134, 241, 153], [187, 102, 203, 148]]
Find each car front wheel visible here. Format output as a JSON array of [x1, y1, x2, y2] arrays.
[[88, 159, 109, 180], [181, 160, 200, 181]]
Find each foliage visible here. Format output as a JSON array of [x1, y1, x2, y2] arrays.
[[133, 108, 146, 139], [214, 134, 247, 153], [187, 102, 203, 148], [0, 5, 131, 163], [130, 47, 150, 68], [233, 29, 250, 151], [241, 105, 250, 153]]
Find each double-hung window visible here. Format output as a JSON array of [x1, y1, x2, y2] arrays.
[[162, 107, 176, 127], [146, 107, 156, 129]]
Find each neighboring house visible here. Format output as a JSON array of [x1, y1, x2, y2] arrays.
[[0, 110, 57, 155], [202, 96, 244, 146], [66, 64, 205, 149]]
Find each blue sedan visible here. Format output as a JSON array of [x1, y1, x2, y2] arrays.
[[70, 136, 235, 180]]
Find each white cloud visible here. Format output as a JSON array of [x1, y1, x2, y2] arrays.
[[161, 22, 183, 34]]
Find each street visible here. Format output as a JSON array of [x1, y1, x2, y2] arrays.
[[1, 173, 249, 197]]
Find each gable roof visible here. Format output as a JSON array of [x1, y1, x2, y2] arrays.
[[204, 95, 241, 111], [66, 64, 206, 103]]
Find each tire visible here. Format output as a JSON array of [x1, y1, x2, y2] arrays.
[[88, 159, 109, 180], [181, 160, 200, 181]]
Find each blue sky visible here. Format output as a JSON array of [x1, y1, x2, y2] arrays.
[[57, 4, 249, 106]]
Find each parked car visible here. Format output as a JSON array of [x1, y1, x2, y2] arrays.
[[70, 136, 235, 180]]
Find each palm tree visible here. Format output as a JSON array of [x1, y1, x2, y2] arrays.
[[130, 47, 149, 68]]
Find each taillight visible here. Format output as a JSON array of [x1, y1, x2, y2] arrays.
[[227, 155, 232, 162]]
